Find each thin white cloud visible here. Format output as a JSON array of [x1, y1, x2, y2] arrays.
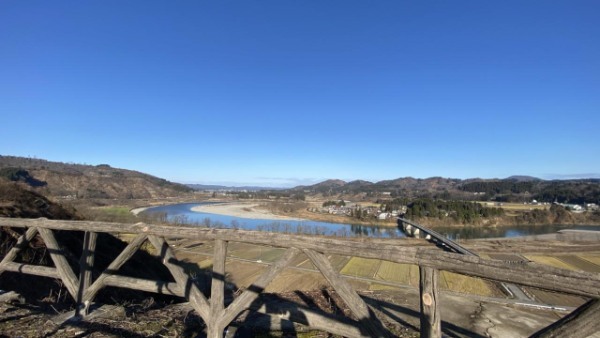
[[542, 173, 600, 180]]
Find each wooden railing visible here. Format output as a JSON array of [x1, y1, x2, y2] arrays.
[[0, 217, 599, 338]]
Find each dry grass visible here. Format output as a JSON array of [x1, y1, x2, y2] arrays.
[[580, 254, 600, 266], [441, 272, 494, 296], [556, 255, 600, 273], [340, 257, 381, 278], [374, 261, 412, 285], [479, 201, 549, 211], [524, 255, 578, 271]]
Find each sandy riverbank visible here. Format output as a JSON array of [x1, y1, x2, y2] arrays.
[[191, 202, 304, 221], [130, 206, 150, 215]]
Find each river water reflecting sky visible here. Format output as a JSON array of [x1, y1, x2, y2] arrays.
[[141, 203, 598, 239]]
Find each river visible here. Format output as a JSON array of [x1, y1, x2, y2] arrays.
[[140, 202, 599, 239]]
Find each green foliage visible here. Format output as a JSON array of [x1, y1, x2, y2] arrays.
[[514, 204, 572, 224], [322, 200, 346, 207], [536, 181, 600, 204], [404, 198, 504, 223], [379, 197, 411, 212]]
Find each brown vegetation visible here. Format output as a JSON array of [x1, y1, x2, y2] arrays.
[[0, 155, 193, 199]]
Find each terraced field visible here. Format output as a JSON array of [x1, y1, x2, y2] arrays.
[[581, 254, 600, 267], [374, 261, 412, 285], [168, 240, 598, 303], [519, 253, 600, 307], [340, 257, 381, 278], [557, 255, 600, 273], [524, 255, 578, 271], [440, 272, 495, 296]]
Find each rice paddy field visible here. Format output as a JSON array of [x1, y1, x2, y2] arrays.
[[166, 239, 600, 306]]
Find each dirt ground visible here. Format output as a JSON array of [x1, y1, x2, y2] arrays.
[[3, 286, 596, 338]]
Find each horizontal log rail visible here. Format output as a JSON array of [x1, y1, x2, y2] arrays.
[[0, 217, 599, 337]]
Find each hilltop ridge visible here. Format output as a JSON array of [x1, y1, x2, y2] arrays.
[[0, 155, 193, 199], [288, 176, 600, 204]]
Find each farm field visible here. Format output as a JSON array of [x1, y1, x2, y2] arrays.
[[524, 255, 579, 271], [557, 255, 600, 273], [479, 202, 549, 211], [580, 254, 600, 267], [165, 239, 599, 305], [340, 257, 381, 278], [440, 272, 496, 296]]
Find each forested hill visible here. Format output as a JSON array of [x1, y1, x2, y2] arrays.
[[292, 176, 600, 204], [0, 155, 192, 199]]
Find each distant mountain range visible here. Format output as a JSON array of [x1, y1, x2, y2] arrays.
[[2, 155, 598, 204], [288, 176, 600, 204]]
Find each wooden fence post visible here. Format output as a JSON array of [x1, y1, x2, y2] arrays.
[[76, 231, 97, 317], [420, 266, 441, 338], [207, 239, 228, 338]]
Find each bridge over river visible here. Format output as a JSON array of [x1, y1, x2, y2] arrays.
[[0, 217, 599, 337]]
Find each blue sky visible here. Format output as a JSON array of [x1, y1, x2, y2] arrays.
[[1, 1, 599, 187]]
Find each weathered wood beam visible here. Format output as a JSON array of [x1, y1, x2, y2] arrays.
[[219, 247, 300, 328], [37, 228, 79, 300], [530, 299, 600, 338], [0, 262, 59, 278], [76, 231, 97, 316], [83, 233, 147, 303], [303, 248, 393, 338], [419, 266, 441, 338], [103, 275, 183, 297], [207, 239, 228, 338], [148, 235, 211, 324], [0, 227, 39, 276], [0, 218, 421, 263], [1, 218, 598, 298], [415, 251, 600, 299]]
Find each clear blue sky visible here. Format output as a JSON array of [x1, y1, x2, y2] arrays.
[[1, 1, 599, 187]]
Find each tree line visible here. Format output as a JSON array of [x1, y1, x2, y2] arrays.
[[381, 197, 504, 224]]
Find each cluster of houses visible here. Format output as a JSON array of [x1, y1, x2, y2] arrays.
[[560, 203, 599, 213], [529, 200, 599, 213], [315, 202, 405, 220]]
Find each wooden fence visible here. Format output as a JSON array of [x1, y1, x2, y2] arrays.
[[0, 217, 599, 338]]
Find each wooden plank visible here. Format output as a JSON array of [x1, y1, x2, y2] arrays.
[[76, 231, 97, 316], [0, 227, 39, 276], [147, 235, 211, 323], [303, 248, 393, 338], [0, 218, 422, 263], [419, 266, 441, 338], [530, 299, 600, 338], [1, 262, 59, 278], [207, 239, 227, 338], [1, 218, 599, 298], [83, 233, 147, 303], [219, 247, 299, 328], [37, 227, 79, 300], [103, 275, 183, 297]]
